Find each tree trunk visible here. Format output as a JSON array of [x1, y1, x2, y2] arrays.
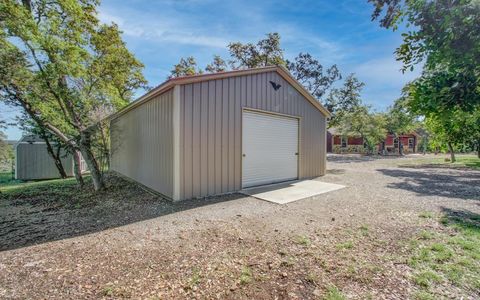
[[477, 139, 480, 158], [399, 141, 403, 156], [447, 142, 456, 163], [42, 136, 68, 179], [43, 137, 66, 178], [98, 122, 110, 172], [79, 132, 105, 191], [72, 151, 85, 187]]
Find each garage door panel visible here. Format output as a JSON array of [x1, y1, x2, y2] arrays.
[[242, 111, 298, 188]]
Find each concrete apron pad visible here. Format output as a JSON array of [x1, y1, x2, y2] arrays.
[[240, 180, 345, 204]]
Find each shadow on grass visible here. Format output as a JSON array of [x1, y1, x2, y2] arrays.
[[398, 163, 479, 171], [377, 168, 480, 200], [398, 155, 480, 171], [0, 173, 246, 252], [440, 207, 480, 234]]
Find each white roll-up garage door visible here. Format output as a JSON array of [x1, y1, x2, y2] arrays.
[[242, 110, 299, 188]]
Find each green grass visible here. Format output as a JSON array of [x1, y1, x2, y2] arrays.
[[359, 225, 369, 236], [323, 285, 346, 300], [0, 174, 95, 210], [188, 268, 201, 288], [0, 171, 79, 193], [0, 171, 20, 186], [239, 266, 253, 285], [414, 290, 435, 300], [408, 211, 480, 296], [412, 270, 442, 288], [419, 211, 434, 219], [305, 272, 318, 284], [295, 235, 311, 247], [402, 154, 480, 170], [336, 241, 354, 250], [1, 176, 79, 195], [419, 230, 435, 240], [280, 256, 296, 267]]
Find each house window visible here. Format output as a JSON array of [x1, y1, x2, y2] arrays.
[[341, 137, 347, 148], [393, 138, 399, 148], [408, 138, 414, 149]]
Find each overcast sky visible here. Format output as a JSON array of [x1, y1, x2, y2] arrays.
[[1, 0, 421, 140]]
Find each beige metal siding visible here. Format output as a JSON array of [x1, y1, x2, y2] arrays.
[[110, 88, 174, 198], [15, 144, 74, 180], [179, 71, 326, 199]]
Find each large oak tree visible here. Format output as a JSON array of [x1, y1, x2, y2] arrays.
[[0, 0, 147, 190]]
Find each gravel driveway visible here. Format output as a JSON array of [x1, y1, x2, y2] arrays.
[[0, 155, 479, 299]]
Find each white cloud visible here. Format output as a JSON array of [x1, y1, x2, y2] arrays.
[[150, 30, 228, 48], [347, 57, 423, 109], [352, 57, 421, 87], [98, 9, 228, 48]]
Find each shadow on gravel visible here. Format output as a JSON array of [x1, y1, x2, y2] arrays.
[[326, 169, 346, 175], [378, 168, 480, 200], [0, 174, 246, 252]]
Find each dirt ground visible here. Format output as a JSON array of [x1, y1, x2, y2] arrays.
[[0, 154, 479, 299]]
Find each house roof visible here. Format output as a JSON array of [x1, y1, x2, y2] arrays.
[[109, 66, 331, 121], [327, 127, 363, 138], [328, 127, 421, 138], [17, 135, 44, 144]]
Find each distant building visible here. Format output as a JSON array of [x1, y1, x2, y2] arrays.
[[327, 128, 419, 154], [15, 135, 87, 180]]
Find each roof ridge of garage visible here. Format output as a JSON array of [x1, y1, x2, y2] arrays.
[[109, 66, 330, 121]]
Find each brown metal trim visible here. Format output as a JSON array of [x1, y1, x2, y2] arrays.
[[109, 86, 175, 121], [242, 106, 301, 120]]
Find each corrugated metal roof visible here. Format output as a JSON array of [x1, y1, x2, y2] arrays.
[[17, 135, 45, 144]]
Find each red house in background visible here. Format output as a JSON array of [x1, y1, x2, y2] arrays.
[[327, 127, 419, 154]]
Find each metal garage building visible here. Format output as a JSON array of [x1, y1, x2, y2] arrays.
[[15, 135, 86, 180], [110, 66, 330, 201]]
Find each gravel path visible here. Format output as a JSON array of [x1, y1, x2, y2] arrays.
[[0, 155, 479, 299]]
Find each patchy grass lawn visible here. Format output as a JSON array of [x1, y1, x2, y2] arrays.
[[0, 172, 101, 210], [0, 171, 79, 194], [399, 154, 480, 170], [0, 156, 479, 299], [407, 210, 480, 299], [0, 174, 171, 251]]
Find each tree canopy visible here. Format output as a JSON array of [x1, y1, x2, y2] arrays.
[[169, 56, 202, 78], [370, 0, 480, 75], [0, 0, 147, 190], [169, 33, 342, 105], [205, 55, 228, 73], [286, 53, 341, 100], [336, 105, 386, 154], [228, 33, 285, 69], [370, 0, 480, 157], [0, 118, 13, 167], [325, 74, 365, 127]]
